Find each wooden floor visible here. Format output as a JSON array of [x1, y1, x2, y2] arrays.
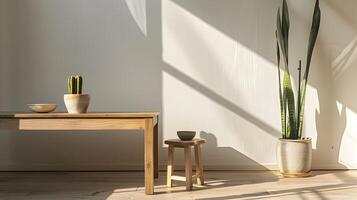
[[0, 170, 357, 199]]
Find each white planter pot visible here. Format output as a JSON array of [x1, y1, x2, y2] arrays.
[[277, 138, 312, 177], [64, 94, 90, 114]]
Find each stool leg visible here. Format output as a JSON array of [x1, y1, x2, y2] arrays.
[[184, 146, 193, 190], [167, 145, 174, 187], [194, 144, 204, 185]]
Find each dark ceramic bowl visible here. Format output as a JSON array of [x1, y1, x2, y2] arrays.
[[177, 131, 196, 141]]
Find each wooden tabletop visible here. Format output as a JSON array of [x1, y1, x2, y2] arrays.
[[0, 112, 159, 119]]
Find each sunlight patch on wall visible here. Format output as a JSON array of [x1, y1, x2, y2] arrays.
[[339, 107, 357, 168], [321, 0, 357, 169], [304, 85, 320, 149], [336, 101, 344, 115], [161, 0, 326, 168], [125, 0, 147, 36], [162, 71, 277, 167], [162, 0, 280, 130]]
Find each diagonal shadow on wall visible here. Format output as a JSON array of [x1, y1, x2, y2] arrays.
[[162, 63, 281, 137]]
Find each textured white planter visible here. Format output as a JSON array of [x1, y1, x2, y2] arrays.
[[277, 138, 312, 177], [64, 94, 90, 114]]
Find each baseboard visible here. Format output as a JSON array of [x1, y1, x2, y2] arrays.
[[0, 164, 146, 171], [0, 163, 352, 171], [0, 163, 276, 171], [312, 163, 352, 170]]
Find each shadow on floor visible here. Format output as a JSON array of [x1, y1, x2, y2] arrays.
[[196, 183, 357, 200]]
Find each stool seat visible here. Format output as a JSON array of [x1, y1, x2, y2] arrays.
[[165, 138, 205, 191], [164, 138, 205, 147]]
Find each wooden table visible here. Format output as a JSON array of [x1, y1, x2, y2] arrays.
[[0, 112, 159, 195]]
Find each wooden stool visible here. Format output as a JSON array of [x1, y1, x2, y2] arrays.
[[165, 138, 205, 190]]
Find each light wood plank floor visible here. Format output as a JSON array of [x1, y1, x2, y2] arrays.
[[0, 171, 357, 199]]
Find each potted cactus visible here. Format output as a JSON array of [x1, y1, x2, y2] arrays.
[[64, 75, 90, 113], [275, 0, 320, 177]]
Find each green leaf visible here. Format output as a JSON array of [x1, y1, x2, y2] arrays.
[[276, 9, 288, 68], [282, 0, 290, 65], [276, 31, 286, 138], [276, 0, 296, 139], [283, 71, 297, 139], [298, 0, 321, 138]]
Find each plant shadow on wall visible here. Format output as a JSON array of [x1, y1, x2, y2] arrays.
[[314, 0, 357, 170]]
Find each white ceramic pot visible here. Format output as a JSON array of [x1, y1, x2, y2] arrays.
[[64, 94, 90, 114], [277, 138, 312, 177]]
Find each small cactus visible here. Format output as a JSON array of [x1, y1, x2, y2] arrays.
[[67, 75, 83, 94]]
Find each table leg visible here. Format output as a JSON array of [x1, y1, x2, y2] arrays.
[[145, 118, 154, 195], [154, 117, 159, 179]]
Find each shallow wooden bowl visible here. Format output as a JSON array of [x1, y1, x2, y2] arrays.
[[28, 104, 57, 113]]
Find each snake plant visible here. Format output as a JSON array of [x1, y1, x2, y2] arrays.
[[276, 0, 321, 139]]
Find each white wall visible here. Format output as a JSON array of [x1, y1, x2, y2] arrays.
[[0, 0, 357, 170]]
